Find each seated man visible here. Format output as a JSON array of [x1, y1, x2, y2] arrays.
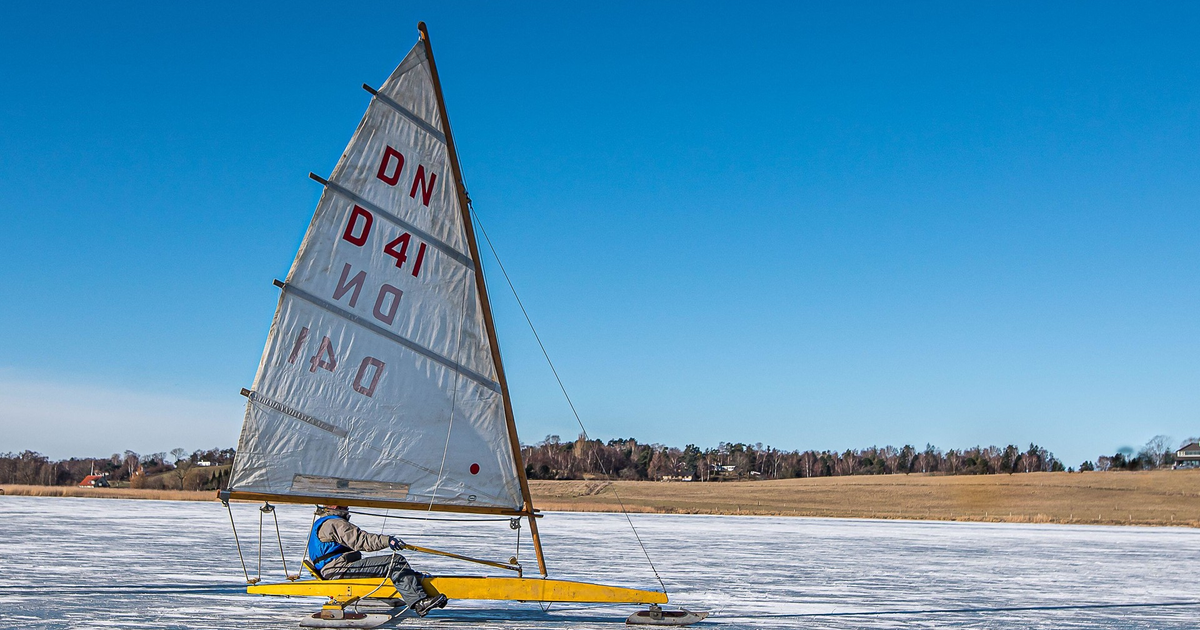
[[307, 505, 448, 616]]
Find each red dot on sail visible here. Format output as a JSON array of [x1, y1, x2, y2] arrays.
[[470, 463, 480, 475]]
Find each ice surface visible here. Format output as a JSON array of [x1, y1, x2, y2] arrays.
[[2, 495, 1198, 629]]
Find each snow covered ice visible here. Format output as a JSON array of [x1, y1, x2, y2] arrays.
[[2, 495, 1198, 629]]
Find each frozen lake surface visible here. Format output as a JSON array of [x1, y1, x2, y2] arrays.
[[2, 495, 1199, 629]]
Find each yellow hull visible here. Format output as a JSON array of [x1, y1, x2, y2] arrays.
[[248, 575, 668, 605]]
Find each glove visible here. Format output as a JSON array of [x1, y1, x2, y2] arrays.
[[388, 536, 405, 551]]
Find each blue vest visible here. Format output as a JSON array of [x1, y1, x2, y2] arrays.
[[308, 515, 352, 571]]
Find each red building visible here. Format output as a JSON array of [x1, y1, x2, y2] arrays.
[[78, 474, 110, 488]]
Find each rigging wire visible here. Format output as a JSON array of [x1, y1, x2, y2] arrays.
[[452, 107, 661, 588], [348, 508, 512, 522], [513, 517, 522, 561], [256, 507, 264, 582], [266, 503, 291, 579], [223, 501, 252, 584], [300, 508, 318, 571], [469, 206, 668, 594]]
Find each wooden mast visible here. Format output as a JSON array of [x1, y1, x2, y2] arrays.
[[417, 21, 548, 578]]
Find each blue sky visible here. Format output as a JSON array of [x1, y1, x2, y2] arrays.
[[1, 2, 1197, 466]]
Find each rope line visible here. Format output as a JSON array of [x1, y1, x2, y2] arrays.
[[471, 208, 668, 594], [378, 508, 390, 535], [353, 551, 400, 611]]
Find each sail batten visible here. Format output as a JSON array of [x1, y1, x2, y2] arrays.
[[280, 282, 502, 392], [366, 87, 447, 143], [310, 173, 473, 267], [228, 38, 524, 512], [242, 389, 348, 438]]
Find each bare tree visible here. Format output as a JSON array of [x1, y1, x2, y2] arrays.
[[170, 448, 191, 489], [1141, 435, 1173, 469], [123, 451, 140, 479], [800, 451, 818, 478]]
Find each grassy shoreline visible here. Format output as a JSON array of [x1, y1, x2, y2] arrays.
[[6, 470, 1199, 527]]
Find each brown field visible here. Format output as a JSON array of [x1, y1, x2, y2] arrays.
[[6, 470, 1200, 527], [528, 470, 1200, 527]]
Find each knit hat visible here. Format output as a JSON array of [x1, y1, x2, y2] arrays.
[[316, 504, 350, 518]]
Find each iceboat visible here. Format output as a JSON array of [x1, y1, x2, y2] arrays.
[[217, 22, 703, 627]]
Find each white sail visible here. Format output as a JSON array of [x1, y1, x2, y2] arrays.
[[229, 41, 523, 511]]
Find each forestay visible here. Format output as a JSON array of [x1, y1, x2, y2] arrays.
[[229, 41, 523, 512]]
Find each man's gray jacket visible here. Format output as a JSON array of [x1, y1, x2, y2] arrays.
[[316, 517, 391, 575]]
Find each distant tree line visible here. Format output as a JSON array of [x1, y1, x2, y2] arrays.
[[521, 436, 1072, 481], [522, 435, 1195, 481], [0, 447, 234, 490]]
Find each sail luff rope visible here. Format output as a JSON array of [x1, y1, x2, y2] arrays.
[[378, 508, 389, 534], [469, 207, 668, 594]]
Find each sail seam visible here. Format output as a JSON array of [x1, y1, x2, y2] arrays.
[[426, 249, 473, 515], [313, 174, 472, 268], [244, 390, 348, 438], [280, 282, 502, 393], [369, 91, 446, 143]]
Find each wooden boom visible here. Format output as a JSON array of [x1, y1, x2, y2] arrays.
[[217, 490, 538, 518]]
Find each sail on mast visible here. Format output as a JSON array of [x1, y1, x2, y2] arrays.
[[227, 33, 528, 517], [415, 22, 548, 576]]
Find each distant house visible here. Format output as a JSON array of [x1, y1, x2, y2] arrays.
[[707, 464, 742, 480], [1175, 443, 1200, 469], [659, 475, 694, 482], [195, 460, 214, 467], [78, 474, 110, 488]]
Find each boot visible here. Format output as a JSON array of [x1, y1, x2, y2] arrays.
[[412, 594, 448, 617]]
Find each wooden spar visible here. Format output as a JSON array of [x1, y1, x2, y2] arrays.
[[218, 490, 539, 518], [417, 21, 548, 578], [403, 543, 520, 573]]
